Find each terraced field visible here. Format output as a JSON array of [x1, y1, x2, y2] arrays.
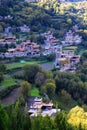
[[6, 61, 38, 70], [0, 75, 17, 91]]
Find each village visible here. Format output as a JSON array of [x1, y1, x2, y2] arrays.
[[1, 1, 87, 129], [0, 24, 82, 72]]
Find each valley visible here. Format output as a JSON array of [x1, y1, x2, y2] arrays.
[[0, 0, 87, 130]]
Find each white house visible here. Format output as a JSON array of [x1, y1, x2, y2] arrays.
[[20, 25, 30, 33]]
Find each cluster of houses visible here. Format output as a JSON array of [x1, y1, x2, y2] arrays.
[[19, 25, 30, 33], [0, 15, 13, 21], [62, 30, 82, 45], [4, 41, 40, 58], [0, 35, 40, 58], [55, 47, 80, 72], [42, 31, 61, 55], [0, 35, 16, 47], [0, 24, 81, 72], [28, 97, 60, 117], [41, 25, 82, 56], [4, 24, 30, 34], [39, 27, 81, 72]]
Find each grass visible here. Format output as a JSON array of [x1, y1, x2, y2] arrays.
[[6, 61, 38, 70], [31, 87, 40, 97], [0, 76, 17, 89], [6, 60, 53, 71]]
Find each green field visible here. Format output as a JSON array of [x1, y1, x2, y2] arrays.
[[0, 76, 17, 89], [31, 87, 40, 97], [6, 61, 38, 70]]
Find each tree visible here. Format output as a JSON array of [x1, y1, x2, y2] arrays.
[[0, 25, 3, 32], [35, 72, 45, 88], [0, 104, 9, 130], [44, 70, 53, 80], [40, 115, 55, 130], [21, 81, 31, 100], [23, 103, 31, 130], [81, 51, 87, 64], [0, 64, 6, 73], [28, 34, 37, 42], [41, 82, 56, 98], [55, 111, 73, 130], [10, 100, 23, 130], [67, 18, 72, 24], [59, 89, 73, 106], [32, 116, 42, 130], [82, 104, 87, 112], [0, 72, 3, 83], [46, 53, 56, 61], [23, 64, 42, 83], [36, 35, 45, 44], [60, 59, 70, 66], [45, 79, 55, 84], [68, 106, 87, 129]]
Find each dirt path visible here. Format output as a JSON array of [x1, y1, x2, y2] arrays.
[[1, 87, 21, 106]]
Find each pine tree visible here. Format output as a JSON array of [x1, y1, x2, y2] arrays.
[[0, 104, 9, 130], [10, 100, 23, 130], [23, 103, 31, 130]]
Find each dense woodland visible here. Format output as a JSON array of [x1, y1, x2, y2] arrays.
[[0, 0, 87, 35], [0, 102, 86, 130]]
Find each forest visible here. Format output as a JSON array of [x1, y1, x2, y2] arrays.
[[0, 0, 87, 36], [0, 102, 86, 130]]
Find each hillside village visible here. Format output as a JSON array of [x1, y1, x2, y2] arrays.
[[0, 25, 82, 72], [1, 1, 87, 130]]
